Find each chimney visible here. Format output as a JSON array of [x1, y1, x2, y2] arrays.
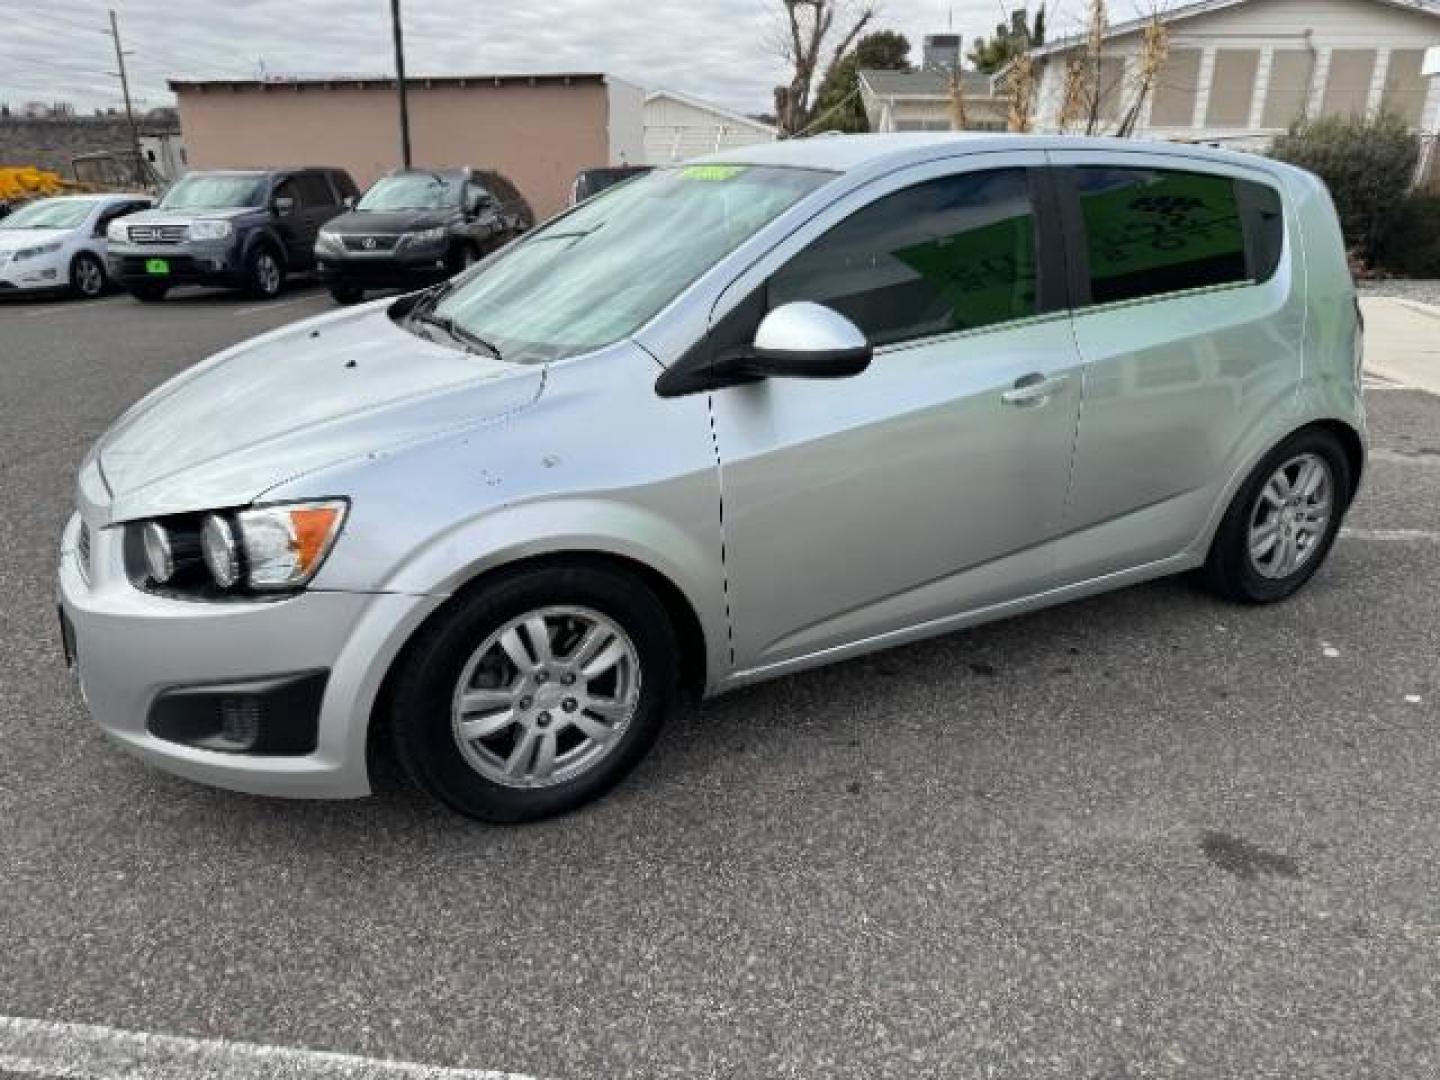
[[923, 34, 962, 72]]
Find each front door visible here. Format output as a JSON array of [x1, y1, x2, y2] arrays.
[[710, 160, 1084, 674]]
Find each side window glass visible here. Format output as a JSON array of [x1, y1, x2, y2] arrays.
[[1074, 167, 1252, 305], [293, 175, 334, 208], [769, 168, 1038, 348], [1236, 177, 1284, 283]]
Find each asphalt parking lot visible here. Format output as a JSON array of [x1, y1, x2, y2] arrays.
[[2, 283, 1439, 1079]]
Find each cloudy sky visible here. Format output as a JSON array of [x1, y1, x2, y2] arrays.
[[0, 0, 1117, 118]]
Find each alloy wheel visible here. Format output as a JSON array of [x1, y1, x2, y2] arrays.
[[1247, 452, 1333, 579], [450, 606, 642, 789], [75, 256, 104, 297], [256, 252, 281, 296]]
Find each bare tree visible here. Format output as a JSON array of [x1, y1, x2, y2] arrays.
[[948, 69, 970, 130], [773, 0, 876, 136], [1005, 48, 1037, 131], [1115, 15, 1170, 136]]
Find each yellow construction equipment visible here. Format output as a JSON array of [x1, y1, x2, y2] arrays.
[[0, 166, 71, 202]]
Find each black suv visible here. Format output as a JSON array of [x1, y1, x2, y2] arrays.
[[107, 167, 358, 301], [315, 167, 533, 304]]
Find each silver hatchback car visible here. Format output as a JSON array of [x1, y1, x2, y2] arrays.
[[60, 135, 1365, 822]]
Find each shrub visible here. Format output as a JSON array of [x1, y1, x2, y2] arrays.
[[1375, 194, 1440, 278], [1270, 113, 1419, 265]]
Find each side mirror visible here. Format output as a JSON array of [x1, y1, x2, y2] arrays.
[[720, 302, 871, 380], [342, 195, 357, 210], [272, 195, 296, 216], [466, 192, 491, 217]]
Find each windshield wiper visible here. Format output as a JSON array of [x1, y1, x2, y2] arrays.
[[409, 309, 503, 360]]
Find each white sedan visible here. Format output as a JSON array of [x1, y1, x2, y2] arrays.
[[0, 193, 153, 298]]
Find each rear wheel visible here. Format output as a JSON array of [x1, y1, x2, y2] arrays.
[[1201, 428, 1351, 603], [244, 246, 284, 299], [328, 283, 364, 305], [128, 283, 169, 302], [388, 563, 680, 823], [69, 252, 107, 298]]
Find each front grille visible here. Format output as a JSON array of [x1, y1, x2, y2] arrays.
[[77, 522, 92, 582], [127, 224, 188, 244], [342, 234, 400, 252]]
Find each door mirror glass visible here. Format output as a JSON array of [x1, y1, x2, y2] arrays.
[[342, 195, 357, 210], [465, 190, 491, 216], [725, 302, 871, 380], [272, 195, 296, 216]]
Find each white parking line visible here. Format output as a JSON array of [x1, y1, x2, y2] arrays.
[[233, 293, 327, 317], [13, 296, 127, 319], [1341, 527, 1440, 542], [0, 1015, 543, 1080]]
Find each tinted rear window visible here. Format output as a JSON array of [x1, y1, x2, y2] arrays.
[[1072, 167, 1281, 306]]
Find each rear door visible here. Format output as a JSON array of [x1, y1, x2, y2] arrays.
[[709, 153, 1087, 673], [1047, 150, 1299, 582]]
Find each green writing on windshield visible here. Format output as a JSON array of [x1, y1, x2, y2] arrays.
[[680, 165, 745, 182]]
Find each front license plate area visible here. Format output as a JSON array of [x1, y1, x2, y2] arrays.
[[145, 258, 170, 276]]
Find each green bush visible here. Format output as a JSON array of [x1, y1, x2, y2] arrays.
[[1375, 195, 1440, 278], [1270, 113, 1419, 264]]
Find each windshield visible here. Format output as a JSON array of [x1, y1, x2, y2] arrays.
[[159, 174, 265, 210], [358, 174, 457, 211], [430, 165, 832, 363], [0, 198, 97, 230]]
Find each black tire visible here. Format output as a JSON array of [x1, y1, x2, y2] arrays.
[[128, 283, 169, 302], [244, 245, 285, 299], [328, 283, 365, 305], [1200, 427, 1352, 603], [69, 251, 107, 299], [388, 562, 681, 823]]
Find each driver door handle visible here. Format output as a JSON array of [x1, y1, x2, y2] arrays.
[[1001, 373, 1067, 407]]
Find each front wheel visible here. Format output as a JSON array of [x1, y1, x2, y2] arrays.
[[244, 246, 284, 299], [388, 563, 681, 822], [1201, 429, 1352, 603], [70, 252, 107, 298]]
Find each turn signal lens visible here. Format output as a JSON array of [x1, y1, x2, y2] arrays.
[[235, 500, 347, 590]]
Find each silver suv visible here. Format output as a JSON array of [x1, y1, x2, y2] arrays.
[[60, 135, 1365, 822]]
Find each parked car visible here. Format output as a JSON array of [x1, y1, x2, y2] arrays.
[[61, 135, 1364, 823], [570, 165, 651, 204], [0, 193, 152, 298], [316, 168, 533, 304], [106, 167, 358, 301]]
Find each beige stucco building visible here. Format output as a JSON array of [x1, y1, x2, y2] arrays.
[[1028, 0, 1440, 145], [168, 73, 645, 219]]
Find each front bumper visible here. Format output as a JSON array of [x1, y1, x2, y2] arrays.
[[108, 242, 243, 288], [58, 512, 441, 799], [317, 252, 451, 290], [0, 251, 66, 291]]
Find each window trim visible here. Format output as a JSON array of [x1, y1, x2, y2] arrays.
[[1051, 163, 1285, 313]]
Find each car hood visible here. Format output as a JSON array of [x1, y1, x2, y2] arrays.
[[121, 206, 257, 225], [0, 227, 72, 251], [93, 302, 544, 523], [325, 209, 453, 234]]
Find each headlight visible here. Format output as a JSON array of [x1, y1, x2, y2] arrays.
[[14, 241, 63, 261], [401, 225, 447, 248], [134, 500, 348, 595], [106, 219, 130, 243], [316, 229, 343, 252], [189, 219, 232, 241], [232, 500, 347, 590]]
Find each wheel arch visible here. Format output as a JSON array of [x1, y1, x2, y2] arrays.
[[366, 548, 713, 783]]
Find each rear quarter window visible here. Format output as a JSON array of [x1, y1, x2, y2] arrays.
[[1071, 166, 1283, 307]]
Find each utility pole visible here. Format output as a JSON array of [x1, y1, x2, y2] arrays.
[[108, 9, 145, 187], [389, 0, 412, 168]]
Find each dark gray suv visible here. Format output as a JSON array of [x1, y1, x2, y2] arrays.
[[106, 167, 358, 301], [315, 167, 533, 304]]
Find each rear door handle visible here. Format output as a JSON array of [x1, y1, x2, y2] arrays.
[[1001, 373, 1067, 407]]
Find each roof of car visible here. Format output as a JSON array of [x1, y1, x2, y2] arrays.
[[688, 132, 1283, 177]]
